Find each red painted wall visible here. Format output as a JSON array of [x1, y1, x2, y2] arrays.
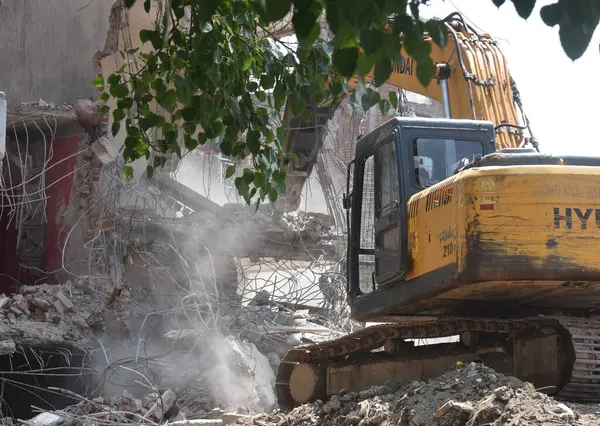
[[43, 135, 81, 275], [0, 156, 38, 292], [0, 134, 81, 293], [0, 196, 23, 292]]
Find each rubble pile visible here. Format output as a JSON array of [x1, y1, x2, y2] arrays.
[[186, 203, 341, 248], [236, 363, 600, 426], [0, 280, 127, 349], [18, 336, 275, 426], [218, 302, 343, 368], [161, 335, 277, 414]]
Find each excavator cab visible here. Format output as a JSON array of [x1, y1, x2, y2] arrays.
[[344, 117, 495, 314]]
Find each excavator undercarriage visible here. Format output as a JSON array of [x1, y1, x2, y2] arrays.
[[276, 316, 600, 407]]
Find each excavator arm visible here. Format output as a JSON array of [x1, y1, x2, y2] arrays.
[[274, 13, 536, 213]]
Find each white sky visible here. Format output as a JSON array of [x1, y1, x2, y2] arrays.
[[421, 0, 600, 156]]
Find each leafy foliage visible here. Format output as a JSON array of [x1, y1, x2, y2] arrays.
[[100, 0, 599, 204]]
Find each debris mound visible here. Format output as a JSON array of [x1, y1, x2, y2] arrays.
[[237, 363, 600, 426]]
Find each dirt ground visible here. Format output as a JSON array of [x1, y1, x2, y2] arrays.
[[237, 363, 600, 426]]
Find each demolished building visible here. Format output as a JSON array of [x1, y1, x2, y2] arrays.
[[0, 1, 445, 423]]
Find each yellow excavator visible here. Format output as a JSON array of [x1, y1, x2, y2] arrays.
[[275, 12, 600, 406]]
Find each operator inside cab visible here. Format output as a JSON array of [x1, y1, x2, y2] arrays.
[[414, 138, 484, 188]]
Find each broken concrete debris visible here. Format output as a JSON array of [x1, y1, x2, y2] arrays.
[[234, 363, 600, 426], [0, 281, 111, 348], [28, 412, 62, 426], [143, 389, 177, 421], [56, 292, 74, 311], [26, 362, 597, 426], [32, 297, 51, 312]]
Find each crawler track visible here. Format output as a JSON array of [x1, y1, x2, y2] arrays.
[[276, 316, 600, 407]]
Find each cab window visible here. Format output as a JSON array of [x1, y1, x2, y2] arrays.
[[413, 138, 484, 187], [376, 141, 400, 217]]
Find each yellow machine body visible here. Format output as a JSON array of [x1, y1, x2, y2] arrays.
[[367, 165, 600, 320]]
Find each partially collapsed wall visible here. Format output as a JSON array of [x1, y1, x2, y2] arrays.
[[0, 2, 445, 423]]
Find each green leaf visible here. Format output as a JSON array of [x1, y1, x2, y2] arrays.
[[247, 130, 261, 154], [510, 0, 535, 19], [246, 81, 259, 92], [409, 1, 419, 19], [290, 95, 305, 118], [276, 182, 287, 196], [92, 75, 105, 88], [235, 177, 250, 197], [424, 19, 448, 49], [273, 81, 287, 109], [213, 120, 224, 137], [389, 90, 399, 110], [268, 187, 278, 203], [225, 165, 236, 179], [558, 18, 597, 60], [265, 0, 291, 22], [112, 121, 121, 137], [272, 169, 286, 184], [292, 7, 318, 41], [392, 13, 415, 36], [140, 70, 153, 87], [182, 107, 196, 122], [157, 90, 177, 113], [139, 29, 162, 49], [221, 137, 233, 156], [107, 74, 121, 86], [540, 3, 562, 26], [361, 88, 380, 111], [242, 168, 254, 185], [242, 55, 253, 71], [98, 92, 110, 103], [260, 74, 275, 90], [382, 34, 403, 63], [373, 57, 392, 86], [144, 0, 151, 13], [154, 156, 167, 168], [357, 52, 377, 76], [184, 134, 199, 151], [378, 99, 391, 116], [124, 0, 135, 8], [139, 112, 161, 130], [539, 1, 599, 60], [110, 83, 129, 98], [333, 47, 359, 78], [416, 57, 435, 87], [403, 29, 428, 62], [198, 0, 219, 22], [254, 171, 266, 188], [359, 28, 384, 55], [123, 165, 134, 181], [146, 165, 154, 179], [113, 108, 126, 122], [117, 98, 133, 110]]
